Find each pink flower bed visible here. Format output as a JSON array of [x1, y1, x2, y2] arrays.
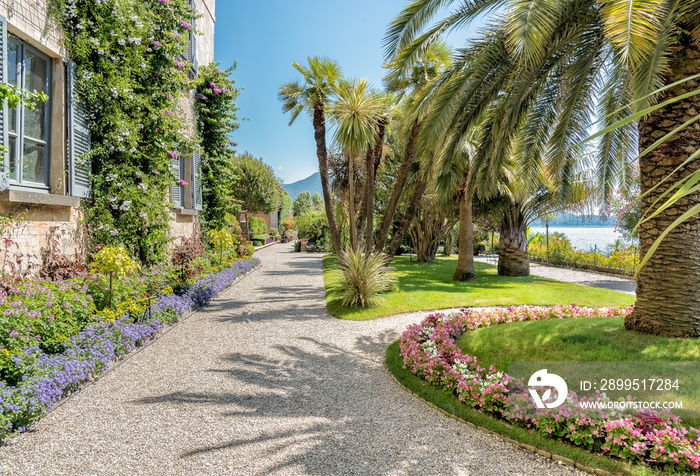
[[399, 305, 700, 472]]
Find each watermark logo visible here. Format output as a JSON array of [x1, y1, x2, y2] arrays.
[[528, 369, 568, 409]]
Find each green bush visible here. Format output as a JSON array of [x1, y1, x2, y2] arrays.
[[249, 216, 268, 240], [295, 210, 329, 242]]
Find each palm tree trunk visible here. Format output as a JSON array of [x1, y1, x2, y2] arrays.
[[348, 153, 357, 250], [387, 176, 427, 257], [313, 104, 342, 253], [364, 120, 386, 254], [375, 119, 422, 252], [497, 210, 530, 277], [625, 38, 700, 337], [453, 191, 476, 281]]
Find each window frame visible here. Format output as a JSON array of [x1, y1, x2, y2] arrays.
[[6, 35, 52, 191]]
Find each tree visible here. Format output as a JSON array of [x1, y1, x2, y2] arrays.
[[426, 132, 480, 281], [375, 40, 453, 255], [230, 152, 280, 214], [385, 0, 700, 336], [279, 57, 344, 252], [279, 189, 293, 223], [293, 191, 314, 218], [329, 77, 384, 250], [409, 194, 458, 262]]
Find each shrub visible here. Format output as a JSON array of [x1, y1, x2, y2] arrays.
[[39, 226, 87, 281], [172, 232, 206, 283], [208, 229, 235, 265], [90, 246, 140, 308], [336, 248, 395, 307], [249, 216, 268, 240], [296, 210, 328, 242]]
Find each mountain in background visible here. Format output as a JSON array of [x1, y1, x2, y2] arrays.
[[281, 172, 322, 199], [531, 211, 614, 227]]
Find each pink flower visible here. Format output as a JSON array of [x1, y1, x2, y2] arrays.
[[153, 169, 160, 175], [209, 82, 216, 88], [177, 180, 188, 186], [232, 142, 238, 147], [168, 151, 179, 159]]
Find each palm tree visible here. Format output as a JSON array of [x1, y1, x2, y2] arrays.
[[374, 40, 453, 254], [329, 78, 384, 250], [279, 56, 344, 253], [433, 133, 479, 281], [385, 0, 700, 337]]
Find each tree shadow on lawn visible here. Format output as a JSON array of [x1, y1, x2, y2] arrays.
[[131, 331, 513, 475]]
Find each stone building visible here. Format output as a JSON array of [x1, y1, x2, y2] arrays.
[[0, 0, 216, 263]]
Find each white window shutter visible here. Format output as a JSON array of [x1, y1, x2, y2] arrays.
[[67, 59, 92, 198]]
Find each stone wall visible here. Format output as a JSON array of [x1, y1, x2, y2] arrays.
[[0, 0, 64, 56]]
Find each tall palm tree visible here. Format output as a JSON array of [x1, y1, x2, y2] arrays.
[[385, 0, 700, 337], [374, 40, 453, 254], [329, 78, 384, 250], [279, 56, 344, 253], [433, 133, 479, 281]]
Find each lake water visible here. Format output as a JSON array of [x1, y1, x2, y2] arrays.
[[529, 226, 625, 251]]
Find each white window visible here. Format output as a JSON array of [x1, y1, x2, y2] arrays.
[[7, 35, 51, 189]]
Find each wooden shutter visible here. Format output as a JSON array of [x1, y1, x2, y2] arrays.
[[0, 15, 7, 190], [67, 59, 91, 198], [171, 157, 181, 207], [193, 151, 202, 210], [191, 0, 198, 73]]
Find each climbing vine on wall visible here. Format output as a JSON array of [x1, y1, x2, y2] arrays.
[[195, 62, 242, 230], [51, 0, 198, 264]]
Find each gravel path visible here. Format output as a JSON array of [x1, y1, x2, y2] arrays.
[[0, 245, 583, 475], [474, 256, 636, 295]]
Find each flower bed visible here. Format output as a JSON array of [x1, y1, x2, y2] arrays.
[[400, 306, 699, 472], [0, 257, 259, 440]]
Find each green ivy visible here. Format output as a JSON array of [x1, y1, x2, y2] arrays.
[[51, 0, 198, 264], [195, 62, 242, 230]]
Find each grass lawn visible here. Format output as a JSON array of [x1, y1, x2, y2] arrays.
[[457, 317, 700, 420], [324, 255, 635, 320], [385, 340, 645, 476], [457, 317, 700, 368]]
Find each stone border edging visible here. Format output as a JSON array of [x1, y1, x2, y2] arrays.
[[26, 263, 263, 426], [383, 362, 621, 476]]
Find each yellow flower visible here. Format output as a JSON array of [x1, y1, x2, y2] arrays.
[[1, 349, 9, 357]]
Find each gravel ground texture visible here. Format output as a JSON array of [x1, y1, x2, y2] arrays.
[[474, 256, 636, 295], [0, 245, 584, 475]]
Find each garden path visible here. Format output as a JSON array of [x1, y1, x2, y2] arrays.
[[474, 256, 637, 294], [0, 245, 582, 475]]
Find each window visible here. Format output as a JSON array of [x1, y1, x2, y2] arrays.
[[7, 36, 52, 189], [181, 0, 198, 78]]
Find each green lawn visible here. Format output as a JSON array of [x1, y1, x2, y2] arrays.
[[324, 255, 635, 320], [457, 317, 700, 369]]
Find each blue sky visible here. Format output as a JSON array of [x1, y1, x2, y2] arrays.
[[213, 1, 483, 184]]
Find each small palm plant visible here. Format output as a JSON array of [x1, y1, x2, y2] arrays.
[[336, 248, 396, 308]]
